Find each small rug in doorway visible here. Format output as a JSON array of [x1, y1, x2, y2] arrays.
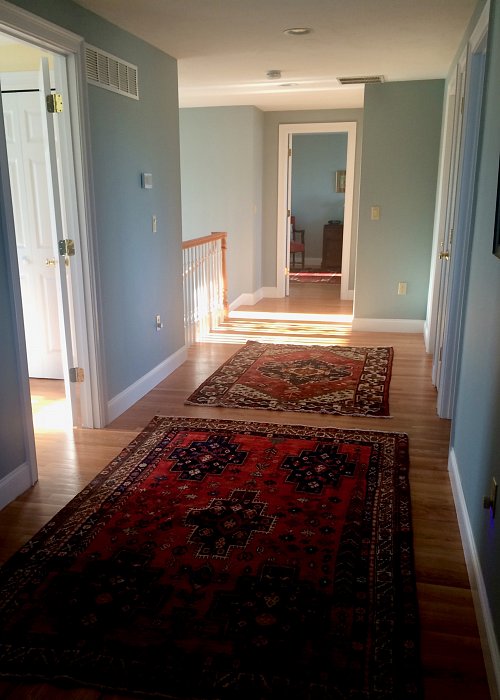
[[185, 340, 393, 417], [0, 416, 420, 699], [289, 271, 341, 283]]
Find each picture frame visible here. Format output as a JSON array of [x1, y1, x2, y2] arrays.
[[494, 155, 500, 259], [335, 170, 346, 193]]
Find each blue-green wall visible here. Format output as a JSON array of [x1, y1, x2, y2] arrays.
[[452, 0, 500, 650], [356, 81, 444, 320], [291, 133, 348, 262], [179, 106, 264, 303], [4, 0, 184, 403]]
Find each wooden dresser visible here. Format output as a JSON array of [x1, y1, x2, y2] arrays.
[[321, 223, 343, 270]]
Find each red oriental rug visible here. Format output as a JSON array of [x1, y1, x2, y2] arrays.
[[185, 341, 393, 417], [0, 417, 420, 699], [289, 272, 341, 283]]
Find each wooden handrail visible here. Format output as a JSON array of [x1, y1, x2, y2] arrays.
[[182, 231, 227, 250]]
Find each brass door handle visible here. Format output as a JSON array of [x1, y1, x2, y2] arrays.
[[45, 258, 56, 266], [439, 251, 450, 260]]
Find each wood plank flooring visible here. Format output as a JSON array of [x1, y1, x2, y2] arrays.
[[0, 282, 491, 699]]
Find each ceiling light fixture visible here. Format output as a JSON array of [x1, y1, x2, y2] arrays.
[[283, 27, 312, 36], [266, 69, 282, 79]]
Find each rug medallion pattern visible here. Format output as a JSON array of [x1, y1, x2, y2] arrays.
[[185, 341, 393, 417], [0, 416, 419, 699]]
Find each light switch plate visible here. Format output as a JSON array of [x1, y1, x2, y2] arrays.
[[371, 206, 380, 221], [142, 172, 153, 189]]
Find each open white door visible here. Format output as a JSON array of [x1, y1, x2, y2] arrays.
[[285, 135, 292, 296], [4, 86, 65, 380], [38, 56, 80, 425]]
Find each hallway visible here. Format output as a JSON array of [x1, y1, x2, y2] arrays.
[[0, 284, 490, 700]]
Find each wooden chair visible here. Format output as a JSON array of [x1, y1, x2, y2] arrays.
[[290, 216, 305, 269]]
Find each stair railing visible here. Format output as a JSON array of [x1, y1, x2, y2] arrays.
[[182, 232, 228, 345]]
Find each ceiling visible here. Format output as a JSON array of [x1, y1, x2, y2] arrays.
[[73, 0, 477, 111]]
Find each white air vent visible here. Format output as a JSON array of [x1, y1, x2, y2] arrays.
[[338, 75, 384, 85], [85, 44, 139, 100]]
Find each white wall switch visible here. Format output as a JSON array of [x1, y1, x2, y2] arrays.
[[371, 206, 380, 221], [398, 282, 407, 295], [142, 172, 153, 189]]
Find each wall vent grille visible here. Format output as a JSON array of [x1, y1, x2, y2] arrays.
[[338, 75, 384, 85], [85, 44, 139, 100]]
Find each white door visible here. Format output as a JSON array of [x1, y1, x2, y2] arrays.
[[432, 53, 467, 394], [285, 134, 293, 296], [38, 56, 81, 423], [4, 88, 64, 379]]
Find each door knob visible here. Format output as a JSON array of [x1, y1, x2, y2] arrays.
[[45, 258, 56, 266], [439, 251, 450, 260]]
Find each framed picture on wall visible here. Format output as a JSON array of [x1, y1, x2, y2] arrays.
[[335, 170, 346, 193], [494, 155, 500, 259]]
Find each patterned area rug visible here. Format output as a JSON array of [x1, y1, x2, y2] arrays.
[[289, 272, 341, 283], [186, 341, 393, 417], [0, 416, 420, 699]]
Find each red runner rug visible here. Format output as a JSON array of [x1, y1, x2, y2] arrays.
[[186, 341, 393, 417], [0, 416, 420, 699]]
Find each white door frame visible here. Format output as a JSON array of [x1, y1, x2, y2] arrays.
[[277, 122, 357, 301], [425, 73, 458, 357], [0, 2, 106, 435]]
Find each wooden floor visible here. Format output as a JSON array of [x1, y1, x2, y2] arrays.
[[0, 282, 491, 699]]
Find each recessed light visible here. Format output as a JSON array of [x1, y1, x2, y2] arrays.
[[266, 69, 282, 79], [283, 27, 313, 36]]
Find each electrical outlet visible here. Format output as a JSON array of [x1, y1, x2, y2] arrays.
[[370, 206, 380, 221], [398, 282, 407, 295], [152, 215, 157, 233]]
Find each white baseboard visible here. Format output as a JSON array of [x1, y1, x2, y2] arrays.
[[423, 318, 431, 352], [0, 461, 33, 510], [229, 289, 264, 310], [352, 318, 425, 333], [448, 448, 500, 700], [107, 345, 187, 423], [230, 285, 354, 309]]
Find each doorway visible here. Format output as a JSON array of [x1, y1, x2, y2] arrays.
[[0, 4, 104, 506], [1, 39, 79, 431], [276, 121, 357, 303]]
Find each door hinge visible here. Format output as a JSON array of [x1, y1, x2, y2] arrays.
[[46, 93, 63, 114], [58, 239, 75, 257], [288, 148, 292, 157], [69, 367, 84, 383]]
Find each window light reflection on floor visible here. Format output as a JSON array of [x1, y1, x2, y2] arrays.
[[196, 309, 354, 344], [30, 394, 72, 432]]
